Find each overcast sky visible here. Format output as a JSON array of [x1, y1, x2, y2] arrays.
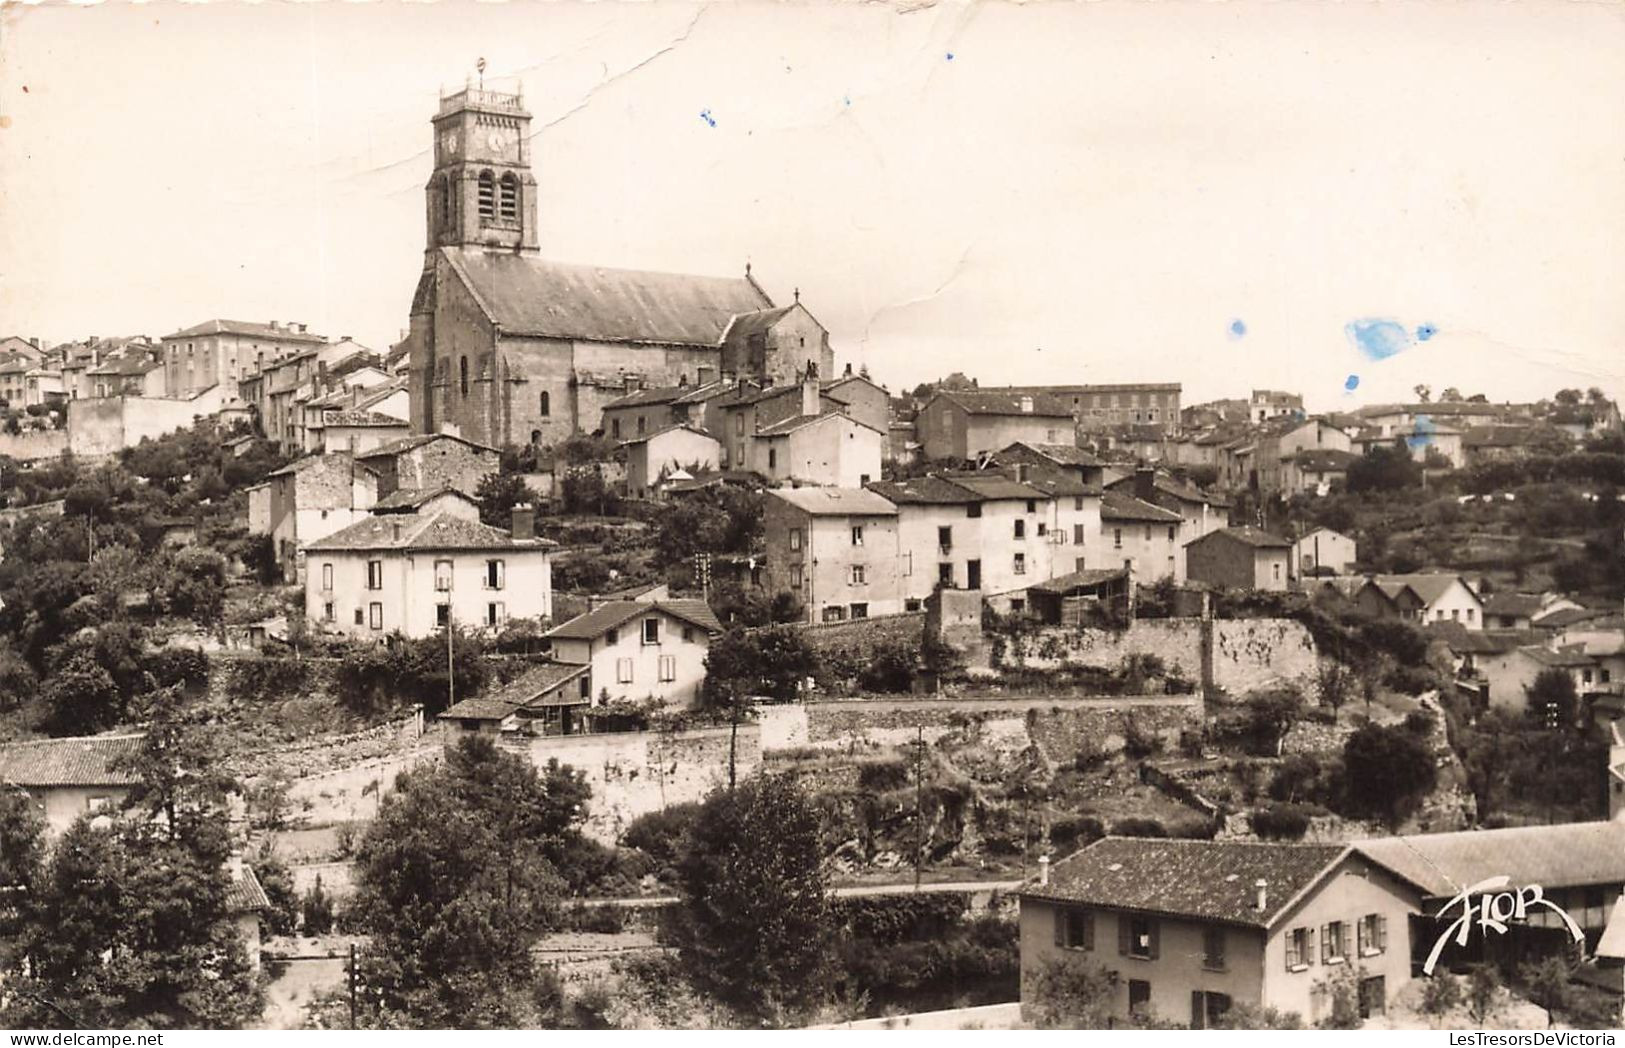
[[2, 1, 1622, 410]]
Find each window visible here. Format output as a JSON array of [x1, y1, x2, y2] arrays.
[[790, 564, 804, 589], [643, 618, 661, 645], [938, 526, 952, 552], [1191, 990, 1233, 1030], [850, 603, 868, 620], [354, 608, 364, 626], [851, 525, 864, 546], [87, 795, 112, 813], [321, 563, 333, 591], [681, 625, 694, 643], [966, 503, 981, 518], [617, 657, 634, 684], [606, 628, 619, 646], [860, 474, 871, 485], [1357, 914, 1388, 956], [735, 414, 745, 435], [1467, 608, 1475, 623], [1123, 916, 1157, 959], [498, 173, 519, 220], [477, 170, 496, 218], [789, 528, 803, 551], [367, 560, 384, 590], [434, 559, 453, 592], [1273, 563, 1282, 582], [612, 418, 621, 439], [539, 391, 550, 417], [822, 606, 846, 623], [460, 356, 470, 397], [485, 559, 504, 590], [938, 562, 954, 585], [1167, 526, 1176, 541], [905, 598, 923, 612], [1286, 926, 1314, 971], [1053, 907, 1095, 950], [1113, 528, 1123, 549], [369, 602, 383, 630], [1144, 525, 1152, 541], [1014, 520, 1025, 539], [656, 655, 677, 682], [1010, 598, 1025, 614], [436, 603, 450, 628], [1203, 927, 1226, 970], [637, 415, 646, 435], [850, 565, 866, 585], [323, 602, 334, 622], [1075, 496, 1085, 510], [1013, 552, 1026, 575], [1026, 499, 1036, 514], [1128, 980, 1151, 1018], [487, 602, 504, 627], [768, 448, 777, 469], [1452, 608, 1460, 621], [1037, 522, 1047, 537]]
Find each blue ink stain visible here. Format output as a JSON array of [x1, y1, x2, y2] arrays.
[[946, 52, 955, 61], [1416, 323, 1437, 341], [1406, 413, 1437, 451], [843, 95, 851, 107], [1345, 318, 1412, 362], [1344, 374, 1360, 392], [699, 109, 717, 128], [1228, 319, 1247, 339]]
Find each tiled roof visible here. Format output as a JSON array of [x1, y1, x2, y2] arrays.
[[1021, 837, 1356, 929], [770, 486, 897, 517], [1427, 622, 1542, 655], [1519, 644, 1595, 669], [441, 248, 771, 347], [1373, 573, 1475, 608], [1107, 472, 1231, 509], [546, 599, 723, 641], [0, 733, 145, 787], [267, 452, 374, 480], [303, 511, 555, 553], [1532, 606, 1607, 630], [452, 661, 592, 716], [1015, 465, 1099, 498], [933, 390, 1073, 418], [720, 305, 796, 341], [1483, 592, 1548, 619], [323, 409, 408, 428], [619, 422, 719, 447], [937, 472, 1048, 501], [1190, 526, 1291, 550], [1354, 822, 1625, 898], [355, 433, 499, 460], [602, 385, 689, 410], [166, 319, 327, 343], [999, 441, 1103, 468], [227, 866, 271, 913], [371, 486, 477, 511], [755, 412, 832, 437], [1100, 491, 1183, 524], [865, 477, 977, 505], [1293, 449, 1358, 471], [87, 353, 163, 377], [1029, 568, 1129, 595]]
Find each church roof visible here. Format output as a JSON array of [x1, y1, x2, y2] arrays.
[[440, 249, 773, 348]]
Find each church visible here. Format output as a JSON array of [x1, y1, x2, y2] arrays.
[[403, 84, 835, 450]]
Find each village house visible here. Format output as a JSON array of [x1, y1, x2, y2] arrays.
[[302, 504, 553, 639], [1019, 837, 1424, 1028], [162, 318, 328, 404], [763, 486, 902, 623], [368, 485, 481, 520], [1292, 527, 1357, 577], [318, 409, 413, 455], [711, 367, 850, 471], [1183, 527, 1292, 592], [1482, 592, 1584, 631], [621, 424, 722, 494], [1368, 573, 1484, 630], [265, 453, 380, 583], [915, 390, 1074, 463], [987, 383, 1183, 434], [438, 660, 594, 738], [750, 409, 883, 489], [543, 599, 723, 707], [355, 432, 499, 499], [820, 367, 892, 451], [936, 471, 1067, 610], [1099, 491, 1184, 585], [1251, 389, 1304, 424], [600, 377, 731, 443], [1105, 469, 1229, 544], [717, 298, 834, 389], [1476, 643, 1599, 718], [1281, 449, 1358, 496], [994, 442, 1107, 489]]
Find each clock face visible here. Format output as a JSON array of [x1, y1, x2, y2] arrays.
[[487, 129, 508, 153], [440, 129, 459, 156]]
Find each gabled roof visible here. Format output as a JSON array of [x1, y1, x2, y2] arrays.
[[266, 452, 376, 480], [166, 319, 326, 343], [1021, 837, 1399, 930], [603, 379, 733, 412], [1106, 472, 1231, 509], [545, 599, 724, 641], [303, 511, 554, 553], [1372, 573, 1477, 608], [1100, 491, 1183, 524], [719, 304, 796, 341], [930, 390, 1073, 418], [1029, 568, 1129, 595], [441, 662, 591, 720], [1518, 644, 1595, 669], [0, 733, 145, 787], [997, 441, 1103, 469], [370, 485, 478, 512], [755, 410, 881, 438], [1014, 464, 1099, 499], [1296, 526, 1352, 544], [1354, 822, 1625, 898], [619, 422, 719, 448], [323, 409, 409, 428], [1293, 449, 1358, 471], [355, 432, 499, 460], [1482, 592, 1549, 619], [1426, 622, 1542, 655], [226, 866, 271, 914], [770, 486, 897, 517], [1187, 526, 1291, 550], [865, 477, 977, 505], [937, 472, 1048, 502], [441, 248, 771, 347], [1532, 606, 1607, 630]]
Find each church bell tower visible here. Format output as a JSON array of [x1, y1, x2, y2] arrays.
[[425, 83, 540, 254]]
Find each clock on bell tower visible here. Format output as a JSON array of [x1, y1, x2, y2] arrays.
[[425, 81, 539, 255]]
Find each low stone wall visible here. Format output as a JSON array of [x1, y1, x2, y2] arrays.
[[0, 429, 67, 461], [1211, 619, 1320, 697], [812, 1001, 1023, 1031]]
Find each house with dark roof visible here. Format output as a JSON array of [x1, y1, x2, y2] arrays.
[[1106, 468, 1230, 543], [1100, 491, 1185, 585], [1476, 643, 1600, 718], [303, 506, 553, 640], [601, 378, 734, 443], [1482, 591, 1584, 631], [915, 390, 1074, 462], [1370, 573, 1484, 631], [544, 599, 724, 707], [764, 486, 903, 623], [0, 733, 145, 834], [717, 299, 834, 389], [160, 318, 326, 402], [1019, 837, 1426, 1027], [1184, 527, 1293, 592], [439, 660, 594, 738], [994, 441, 1106, 488], [354, 432, 499, 499], [265, 452, 381, 583]]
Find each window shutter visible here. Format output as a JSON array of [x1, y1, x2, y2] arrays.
[[1377, 915, 1388, 951], [1083, 911, 1095, 951], [1054, 908, 1065, 947], [1191, 991, 1205, 1030], [1285, 934, 1295, 972], [1307, 927, 1316, 965], [1117, 916, 1130, 956], [1320, 925, 1329, 964], [1357, 918, 1366, 956], [1148, 919, 1160, 959]]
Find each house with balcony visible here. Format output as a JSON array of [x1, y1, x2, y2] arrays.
[[1019, 837, 1425, 1028]]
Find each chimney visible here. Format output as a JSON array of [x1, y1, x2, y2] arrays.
[[1038, 854, 1050, 886], [511, 502, 536, 541], [1134, 466, 1156, 503], [28, 337, 39, 350], [1255, 879, 1268, 912], [1020, 395, 1034, 414], [801, 363, 820, 417], [269, 320, 280, 331], [844, 362, 854, 378]]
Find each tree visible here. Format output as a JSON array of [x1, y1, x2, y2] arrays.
[[1468, 964, 1501, 1023], [253, 844, 299, 937], [702, 626, 819, 706], [1024, 953, 1119, 1029], [1440, 388, 1463, 403], [475, 472, 536, 530], [1246, 686, 1304, 756], [1316, 660, 1355, 714], [1413, 384, 1432, 404], [1419, 973, 1463, 1027], [673, 774, 833, 1023], [1341, 723, 1437, 827], [1347, 443, 1422, 495], [1518, 955, 1573, 1021], [1525, 668, 1578, 730], [343, 737, 584, 1028], [0, 788, 46, 975], [40, 650, 122, 735], [116, 687, 237, 845]]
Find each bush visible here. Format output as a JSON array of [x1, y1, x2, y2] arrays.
[[225, 655, 309, 704], [142, 646, 210, 689], [1120, 714, 1161, 759], [1403, 710, 1437, 737], [558, 903, 630, 934], [1252, 804, 1313, 841], [1049, 814, 1105, 855], [1111, 817, 1167, 838], [621, 803, 701, 874], [301, 878, 336, 935], [857, 641, 918, 694], [857, 757, 911, 792]]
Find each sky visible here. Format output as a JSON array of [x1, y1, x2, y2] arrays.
[[1, 0, 1622, 412]]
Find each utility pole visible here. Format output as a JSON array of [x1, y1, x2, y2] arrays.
[[914, 724, 924, 891], [348, 942, 358, 1030], [444, 580, 455, 711]]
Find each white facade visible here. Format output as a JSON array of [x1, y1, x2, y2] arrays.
[[306, 546, 552, 640], [753, 413, 883, 488], [1293, 528, 1357, 576], [549, 609, 715, 707]]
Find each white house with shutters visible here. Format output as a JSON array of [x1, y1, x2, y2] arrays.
[[543, 599, 724, 707]]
